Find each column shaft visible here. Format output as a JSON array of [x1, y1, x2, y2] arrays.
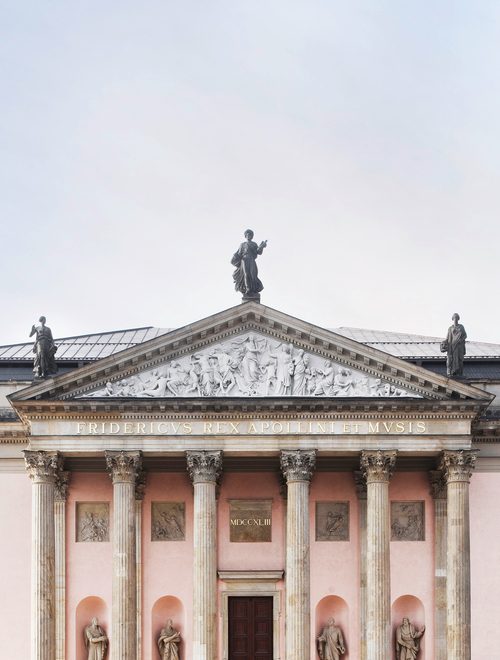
[[106, 450, 142, 660], [440, 450, 476, 660], [430, 470, 447, 660], [361, 450, 396, 660], [280, 449, 316, 660], [187, 451, 223, 660], [54, 471, 69, 660], [354, 471, 368, 660], [25, 450, 63, 660]]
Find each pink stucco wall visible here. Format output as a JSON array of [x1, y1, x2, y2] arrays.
[[4, 467, 500, 657], [0, 473, 31, 658]]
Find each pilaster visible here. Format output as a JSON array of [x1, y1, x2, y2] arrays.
[[430, 469, 447, 660], [54, 471, 70, 660], [354, 470, 367, 660]]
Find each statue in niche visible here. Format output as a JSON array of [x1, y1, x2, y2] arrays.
[[231, 229, 267, 301], [157, 619, 181, 660], [84, 617, 108, 660], [441, 313, 467, 377], [317, 617, 346, 660], [29, 316, 57, 379], [395, 617, 425, 659]]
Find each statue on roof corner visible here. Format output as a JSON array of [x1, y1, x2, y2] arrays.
[[231, 229, 267, 302], [29, 315, 57, 379], [440, 313, 467, 378]]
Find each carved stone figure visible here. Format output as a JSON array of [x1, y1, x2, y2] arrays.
[[84, 617, 108, 660], [76, 503, 110, 542], [317, 617, 346, 660], [395, 617, 425, 659], [152, 502, 186, 541], [441, 313, 467, 377], [29, 316, 57, 378], [83, 332, 418, 399], [157, 619, 181, 659], [391, 502, 424, 541], [231, 229, 267, 301]]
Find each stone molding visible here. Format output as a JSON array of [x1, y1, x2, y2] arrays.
[[105, 450, 142, 484], [24, 449, 63, 484], [186, 450, 223, 484], [439, 450, 477, 484], [54, 470, 70, 502], [429, 469, 447, 500], [360, 450, 397, 483], [280, 449, 316, 483]]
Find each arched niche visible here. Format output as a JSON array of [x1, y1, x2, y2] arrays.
[[392, 595, 425, 659], [75, 596, 108, 660], [152, 595, 185, 659], [315, 595, 349, 658]]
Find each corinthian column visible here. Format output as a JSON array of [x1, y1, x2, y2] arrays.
[[24, 450, 63, 660], [354, 471, 368, 660], [105, 450, 143, 660], [280, 449, 316, 660], [54, 471, 70, 660], [430, 469, 447, 660], [187, 450, 223, 660], [360, 450, 397, 660], [439, 450, 476, 660]]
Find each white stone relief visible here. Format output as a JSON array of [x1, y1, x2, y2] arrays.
[[81, 332, 418, 398]]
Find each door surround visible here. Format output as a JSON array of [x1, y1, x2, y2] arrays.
[[219, 570, 283, 660]]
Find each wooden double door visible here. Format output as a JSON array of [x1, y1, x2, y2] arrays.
[[228, 596, 273, 660]]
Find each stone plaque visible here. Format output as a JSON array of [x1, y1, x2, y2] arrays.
[[151, 502, 185, 541], [229, 500, 272, 542], [76, 502, 110, 542], [391, 501, 425, 541], [315, 502, 349, 541]]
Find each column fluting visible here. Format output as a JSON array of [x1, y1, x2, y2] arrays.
[[360, 449, 397, 660], [280, 449, 316, 660], [54, 470, 70, 660], [430, 469, 447, 660], [439, 450, 476, 660], [354, 470, 368, 660], [187, 450, 223, 660], [105, 450, 143, 660], [24, 450, 64, 660]]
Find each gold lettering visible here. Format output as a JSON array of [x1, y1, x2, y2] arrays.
[[285, 421, 291, 433], [408, 421, 413, 433], [395, 421, 405, 433], [229, 421, 240, 433], [416, 421, 426, 433], [317, 422, 326, 433], [110, 422, 120, 434], [216, 422, 226, 434], [383, 422, 394, 433], [352, 423, 359, 433], [183, 422, 192, 434], [124, 422, 132, 434], [171, 422, 180, 434], [261, 421, 270, 432], [88, 423, 97, 434], [248, 423, 257, 434], [343, 423, 351, 433], [204, 422, 213, 433], [272, 421, 283, 433], [137, 422, 146, 434], [368, 422, 380, 433], [158, 422, 169, 434], [77, 422, 86, 434]]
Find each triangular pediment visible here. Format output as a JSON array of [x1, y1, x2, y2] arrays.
[[9, 302, 492, 404]]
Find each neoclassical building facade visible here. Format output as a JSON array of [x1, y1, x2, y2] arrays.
[[1, 302, 499, 659]]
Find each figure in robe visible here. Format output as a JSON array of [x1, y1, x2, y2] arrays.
[[157, 619, 181, 660], [441, 313, 467, 377], [231, 229, 267, 299], [317, 617, 345, 660], [395, 617, 425, 660], [292, 349, 309, 395], [84, 617, 108, 660], [30, 316, 57, 378], [270, 344, 293, 395]]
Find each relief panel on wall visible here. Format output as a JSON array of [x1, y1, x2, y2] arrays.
[[315, 502, 349, 541], [151, 502, 186, 541], [391, 501, 425, 541], [229, 500, 272, 542], [76, 502, 110, 542]]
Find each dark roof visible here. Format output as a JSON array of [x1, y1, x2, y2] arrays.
[[0, 325, 499, 363]]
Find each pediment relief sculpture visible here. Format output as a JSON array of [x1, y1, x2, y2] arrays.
[[80, 332, 418, 399]]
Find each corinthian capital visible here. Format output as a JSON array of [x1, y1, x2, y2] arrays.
[[105, 450, 143, 484], [439, 450, 477, 484], [280, 450, 316, 483], [186, 451, 223, 484], [24, 450, 63, 484], [360, 450, 397, 484], [429, 469, 447, 500]]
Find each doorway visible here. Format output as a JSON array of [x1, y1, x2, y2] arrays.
[[228, 596, 274, 660]]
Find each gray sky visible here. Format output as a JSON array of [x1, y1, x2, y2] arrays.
[[1, 1, 500, 346]]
